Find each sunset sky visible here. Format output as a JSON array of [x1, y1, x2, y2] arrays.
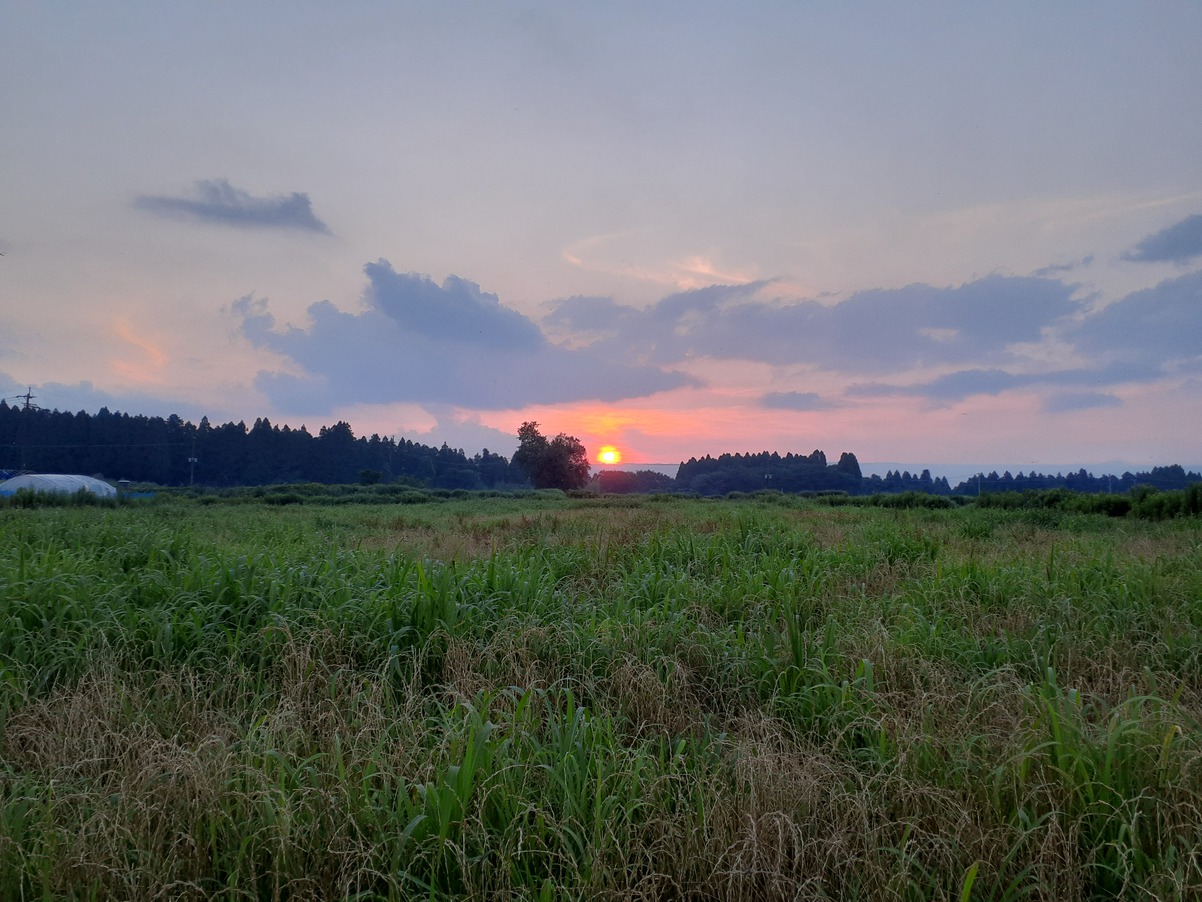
[[2, 3, 1201, 477]]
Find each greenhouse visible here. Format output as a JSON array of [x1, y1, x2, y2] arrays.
[[0, 473, 117, 498]]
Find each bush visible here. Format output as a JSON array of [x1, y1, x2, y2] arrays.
[[869, 491, 954, 510], [263, 492, 304, 505], [1129, 484, 1201, 520], [1070, 494, 1131, 517]]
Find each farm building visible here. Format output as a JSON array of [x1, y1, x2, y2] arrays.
[[0, 473, 118, 498]]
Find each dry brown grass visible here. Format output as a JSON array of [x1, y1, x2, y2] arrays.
[[4, 498, 1201, 898]]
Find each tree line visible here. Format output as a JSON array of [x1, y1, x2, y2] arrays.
[[674, 449, 868, 495], [671, 454, 1199, 498], [0, 402, 522, 490], [3, 401, 1198, 498], [947, 466, 1200, 496]]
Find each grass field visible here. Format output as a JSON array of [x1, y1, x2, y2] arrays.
[[1, 495, 1200, 900]]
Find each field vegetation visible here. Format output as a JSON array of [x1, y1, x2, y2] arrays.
[[1, 493, 1200, 899]]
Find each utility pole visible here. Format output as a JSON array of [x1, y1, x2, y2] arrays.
[[8, 387, 40, 472], [188, 439, 198, 486]]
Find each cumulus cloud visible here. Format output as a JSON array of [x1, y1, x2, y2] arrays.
[[773, 271, 1201, 407], [136, 179, 330, 233], [1122, 214, 1202, 264], [546, 269, 1202, 409], [1071, 270, 1202, 373], [233, 261, 693, 413], [548, 275, 1080, 374], [229, 262, 1197, 417], [364, 262, 541, 349]]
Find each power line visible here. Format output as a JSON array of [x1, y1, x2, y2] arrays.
[[7, 387, 40, 412]]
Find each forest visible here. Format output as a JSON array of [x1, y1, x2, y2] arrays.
[[2, 401, 1199, 497], [0, 402, 519, 490]]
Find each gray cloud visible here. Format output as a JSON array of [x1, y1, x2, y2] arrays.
[[542, 296, 629, 337], [136, 179, 330, 233], [226, 262, 1199, 417], [0, 374, 27, 403], [1071, 270, 1202, 366], [234, 261, 693, 413], [364, 262, 542, 350], [546, 270, 1201, 408], [845, 369, 1031, 402], [760, 391, 835, 411], [913, 368, 1028, 402], [406, 406, 521, 456], [849, 359, 1161, 404], [1033, 255, 1094, 277], [547, 275, 1080, 374], [1123, 214, 1202, 264]]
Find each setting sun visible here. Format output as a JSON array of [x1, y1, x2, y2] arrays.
[[597, 445, 621, 465]]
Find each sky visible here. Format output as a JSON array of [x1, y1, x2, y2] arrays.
[[2, 2, 1201, 477]]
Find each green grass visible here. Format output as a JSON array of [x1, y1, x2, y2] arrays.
[[1, 496, 1200, 899]]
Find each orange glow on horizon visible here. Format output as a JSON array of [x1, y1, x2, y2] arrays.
[[597, 445, 621, 465]]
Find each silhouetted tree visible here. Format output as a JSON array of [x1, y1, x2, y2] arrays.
[[836, 452, 862, 479], [473, 448, 512, 488], [512, 421, 590, 490]]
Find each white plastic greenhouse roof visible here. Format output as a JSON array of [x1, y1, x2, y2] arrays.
[[0, 473, 117, 497]]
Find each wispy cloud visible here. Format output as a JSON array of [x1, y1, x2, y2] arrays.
[[1032, 255, 1094, 277], [233, 261, 694, 413], [561, 233, 759, 290], [1122, 213, 1202, 264], [135, 179, 331, 233]]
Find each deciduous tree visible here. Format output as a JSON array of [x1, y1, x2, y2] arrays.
[[513, 421, 590, 490]]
